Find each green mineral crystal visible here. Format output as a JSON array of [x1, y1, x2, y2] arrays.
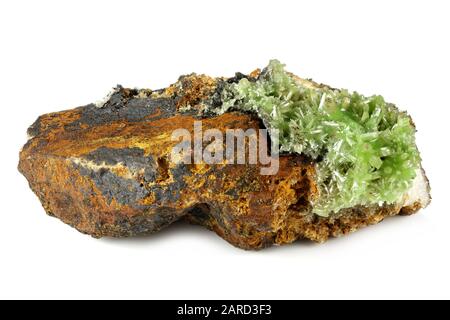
[[217, 60, 420, 216]]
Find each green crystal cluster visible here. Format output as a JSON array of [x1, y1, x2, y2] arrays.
[[219, 60, 420, 216]]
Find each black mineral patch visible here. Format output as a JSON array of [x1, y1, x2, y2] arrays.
[[226, 72, 249, 84], [27, 115, 42, 138], [75, 96, 176, 127], [73, 148, 193, 207], [60, 86, 177, 131], [77, 166, 150, 206]]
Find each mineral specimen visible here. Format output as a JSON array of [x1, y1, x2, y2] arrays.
[[18, 60, 430, 249]]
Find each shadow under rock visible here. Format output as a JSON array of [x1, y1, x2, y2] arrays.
[[99, 212, 425, 251], [99, 219, 225, 247], [263, 213, 426, 253]]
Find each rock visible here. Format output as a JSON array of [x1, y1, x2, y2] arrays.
[[18, 72, 429, 250]]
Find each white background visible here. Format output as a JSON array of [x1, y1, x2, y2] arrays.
[[0, 0, 449, 299]]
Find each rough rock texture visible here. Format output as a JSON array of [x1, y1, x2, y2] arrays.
[[19, 72, 430, 250]]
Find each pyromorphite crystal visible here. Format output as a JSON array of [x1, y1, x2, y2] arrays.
[[217, 60, 421, 216]]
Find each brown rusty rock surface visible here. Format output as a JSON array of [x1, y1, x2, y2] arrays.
[[19, 75, 425, 250]]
